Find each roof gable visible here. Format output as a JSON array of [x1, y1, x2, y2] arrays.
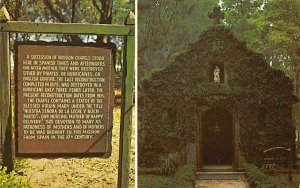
[[141, 25, 296, 106]]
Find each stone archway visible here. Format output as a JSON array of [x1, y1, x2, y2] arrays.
[[201, 108, 233, 166]]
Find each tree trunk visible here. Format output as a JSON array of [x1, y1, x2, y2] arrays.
[[43, 0, 81, 42], [293, 63, 300, 157], [96, 0, 113, 44]]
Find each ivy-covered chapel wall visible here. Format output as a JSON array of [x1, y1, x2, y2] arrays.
[[138, 26, 297, 167]]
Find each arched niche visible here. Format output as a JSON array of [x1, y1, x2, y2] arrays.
[[210, 62, 225, 83]]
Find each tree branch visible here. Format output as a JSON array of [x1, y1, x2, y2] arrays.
[[291, 9, 300, 27], [94, 0, 113, 44], [71, 0, 77, 23], [92, 0, 104, 14], [43, 0, 66, 23], [43, 0, 81, 42], [14, 0, 22, 20], [100, 0, 112, 24]]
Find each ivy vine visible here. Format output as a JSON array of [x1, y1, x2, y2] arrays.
[[138, 26, 297, 167]]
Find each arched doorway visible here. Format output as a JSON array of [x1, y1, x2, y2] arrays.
[[202, 108, 233, 166]]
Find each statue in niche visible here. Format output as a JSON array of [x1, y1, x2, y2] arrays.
[[214, 65, 220, 83]]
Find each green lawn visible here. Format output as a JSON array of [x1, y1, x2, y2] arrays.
[[138, 175, 194, 188], [138, 165, 195, 188]]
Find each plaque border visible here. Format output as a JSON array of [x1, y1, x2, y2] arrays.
[[14, 41, 116, 158]]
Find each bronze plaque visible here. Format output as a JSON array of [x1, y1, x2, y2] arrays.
[[15, 43, 115, 157]]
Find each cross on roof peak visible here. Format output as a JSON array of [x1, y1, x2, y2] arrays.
[[208, 6, 224, 25]]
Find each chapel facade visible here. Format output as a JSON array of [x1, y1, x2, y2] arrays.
[[139, 26, 297, 170]]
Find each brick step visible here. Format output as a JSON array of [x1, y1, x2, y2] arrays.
[[196, 171, 245, 180]]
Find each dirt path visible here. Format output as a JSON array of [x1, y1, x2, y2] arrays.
[[22, 107, 135, 188]]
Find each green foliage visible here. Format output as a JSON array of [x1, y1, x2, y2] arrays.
[[138, 0, 219, 80], [244, 163, 298, 188], [244, 163, 268, 186], [0, 167, 31, 188], [138, 127, 163, 167], [14, 159, 29, 174], [112, 0, 134, 24], [261, 163, 279, 176], [208, 6, 224, 24], [3, 0, 132, 24], [3, 0, 133, 44], [174, 165, 195, 184], [138, 165, 195, 188], [258, 176, 298, 188], [138, 175, 174, 188], [159, 153, 175, 176], [222, 0, 300, 82]]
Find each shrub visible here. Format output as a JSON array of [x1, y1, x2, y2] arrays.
[[138, 121, 163, 167], [261, 163, 279, 176], [244, 163, 267, 186], [245, 163, 298, 188], [174, 165, 195, 182], [159, 153, 175, 176], [173, 165, 196, 188], [258, 176, 296, 188], [0, 167, 31, 188], [14, 159, 30, 175]]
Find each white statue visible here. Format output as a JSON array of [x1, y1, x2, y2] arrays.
[[214, 65, 220, 83]]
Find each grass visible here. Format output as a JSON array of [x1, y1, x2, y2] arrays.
[[257, 174, 299, 188], [0, 167, 31, 188], [138, 165, 195, 188], [138, 175, 194, 188], [244, 163, 300, 188]]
